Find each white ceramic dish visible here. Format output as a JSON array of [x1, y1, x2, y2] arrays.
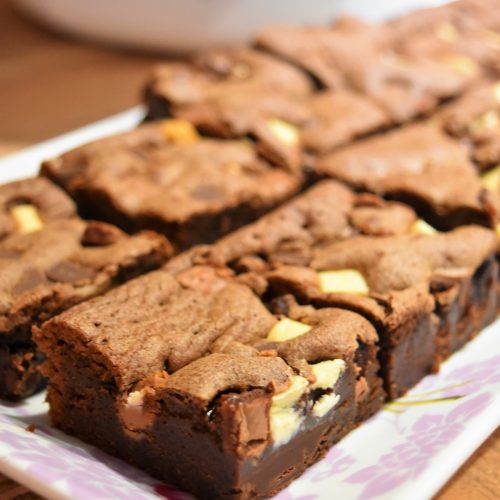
[[0, 108, 499, 500], [14, 0, 450, 53]]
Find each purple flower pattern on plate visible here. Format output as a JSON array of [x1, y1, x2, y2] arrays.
[[346, 393, 492, 499]]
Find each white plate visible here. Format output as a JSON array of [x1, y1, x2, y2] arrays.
[[14, 0, 451, 53], [0, 109, 499, 500]]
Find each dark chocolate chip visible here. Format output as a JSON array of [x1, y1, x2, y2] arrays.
[[81, 221, 123, 247], [13, 268, 48, 295], [268, 296, 291, 316], [46, 261, 96, 283]]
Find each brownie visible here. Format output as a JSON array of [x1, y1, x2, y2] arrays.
[[454, 0, 500, 31], [256, 16, 474, 123], [144, 49, 390, 158], [36, 266, 383, 499], [144, 48, 314, 171], [300, 90, 390, 155], [389, 0, 500, 30], [393, 0, 500, 76], [0, 177, 76, 239], [316, 123, 497, 230], [0, 178, 171, 399], [306, 226, 497, 366], [388, 1, 500, 76], [168, 181, 498, 397], [437, 80, 500, 170], [41, 122, 301, 251]]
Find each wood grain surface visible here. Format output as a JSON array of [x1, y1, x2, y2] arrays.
[[0, 0, 498, 498]]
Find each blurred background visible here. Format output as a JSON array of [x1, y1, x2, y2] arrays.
[[0, 0, 163, 155], [0, 0, 448, 154]]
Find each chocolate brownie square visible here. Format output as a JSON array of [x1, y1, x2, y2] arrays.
[[300, 90, 390, 154], [144, 48, 390, 158], [388, 1, 500, 76], [389, 0, 500, 45], [438, 80, 500, 170], [36, 266, 383, 499], [0, 177, 76, 238], [257, 16, 474, 123], [316, 123, 497, 230], [144, 48, 314, 171], [305, 226, 498, 374], [169, 181, 498, 397], [0, 178, 171, 399], [455, 0, 500, 31], [41, 121, 301, 251]]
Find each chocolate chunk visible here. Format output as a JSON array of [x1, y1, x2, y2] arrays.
[[13, 268, 48, 295], [81, 221, 124, 246], [41, 122, 301, 250], [46, 261, 97, 284], [316, 124, 496, 230]]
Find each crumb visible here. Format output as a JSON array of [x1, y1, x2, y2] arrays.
[[25, 424, 36, 432]]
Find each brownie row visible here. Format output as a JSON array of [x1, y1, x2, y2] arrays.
[[35, 180, 498, 499], [42, 1, 500, 251], [1, 0, 500, 498]]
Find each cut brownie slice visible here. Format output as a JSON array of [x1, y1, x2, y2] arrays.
[[266, 227, 497, 395], [0, 178, 171, 399], [36, 266, 383, 499], [0, 177, 76, 239], [306, 225, 497, 364], [437, 80, 500, 170], [316, 123, 497, 230], [144, 48, 391, 161], [144, 48, 314, 171], [256, 16, 474, 123], [300, 90, 390, 155], [388, 1, 500, 76], [168, 181, 498, 398], [453, 0, 500, 32], [41, 121, 301, 251]]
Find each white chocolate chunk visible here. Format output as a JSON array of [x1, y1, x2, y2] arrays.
[[445, 54, 479, 75], [469, 110, 500, 135], [272, 376, 308, 409], [493, 82, 500, 103], [161, 119, 199, 143], [267, 318, 311, 342], [312, 393, 341, 418], [267, 119, 299, 146], [481, 165, 500, 193], [270, 407, 302, 446], [435, 22, 458, 43], [410, 219, 438, 235], [231, 63, 251, 80], [270, 375, 308, 446], [311, 359, 346, 390], [318, 269, 369, 295], [120, 389, 155, 433], [11, 204, 43, 233], [126, 390, 145, 407]]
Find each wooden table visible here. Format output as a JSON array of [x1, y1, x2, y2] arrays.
[[0, 0, 498, 498]]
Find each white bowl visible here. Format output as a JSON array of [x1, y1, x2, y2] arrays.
[[14, 0, 451, 53]]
